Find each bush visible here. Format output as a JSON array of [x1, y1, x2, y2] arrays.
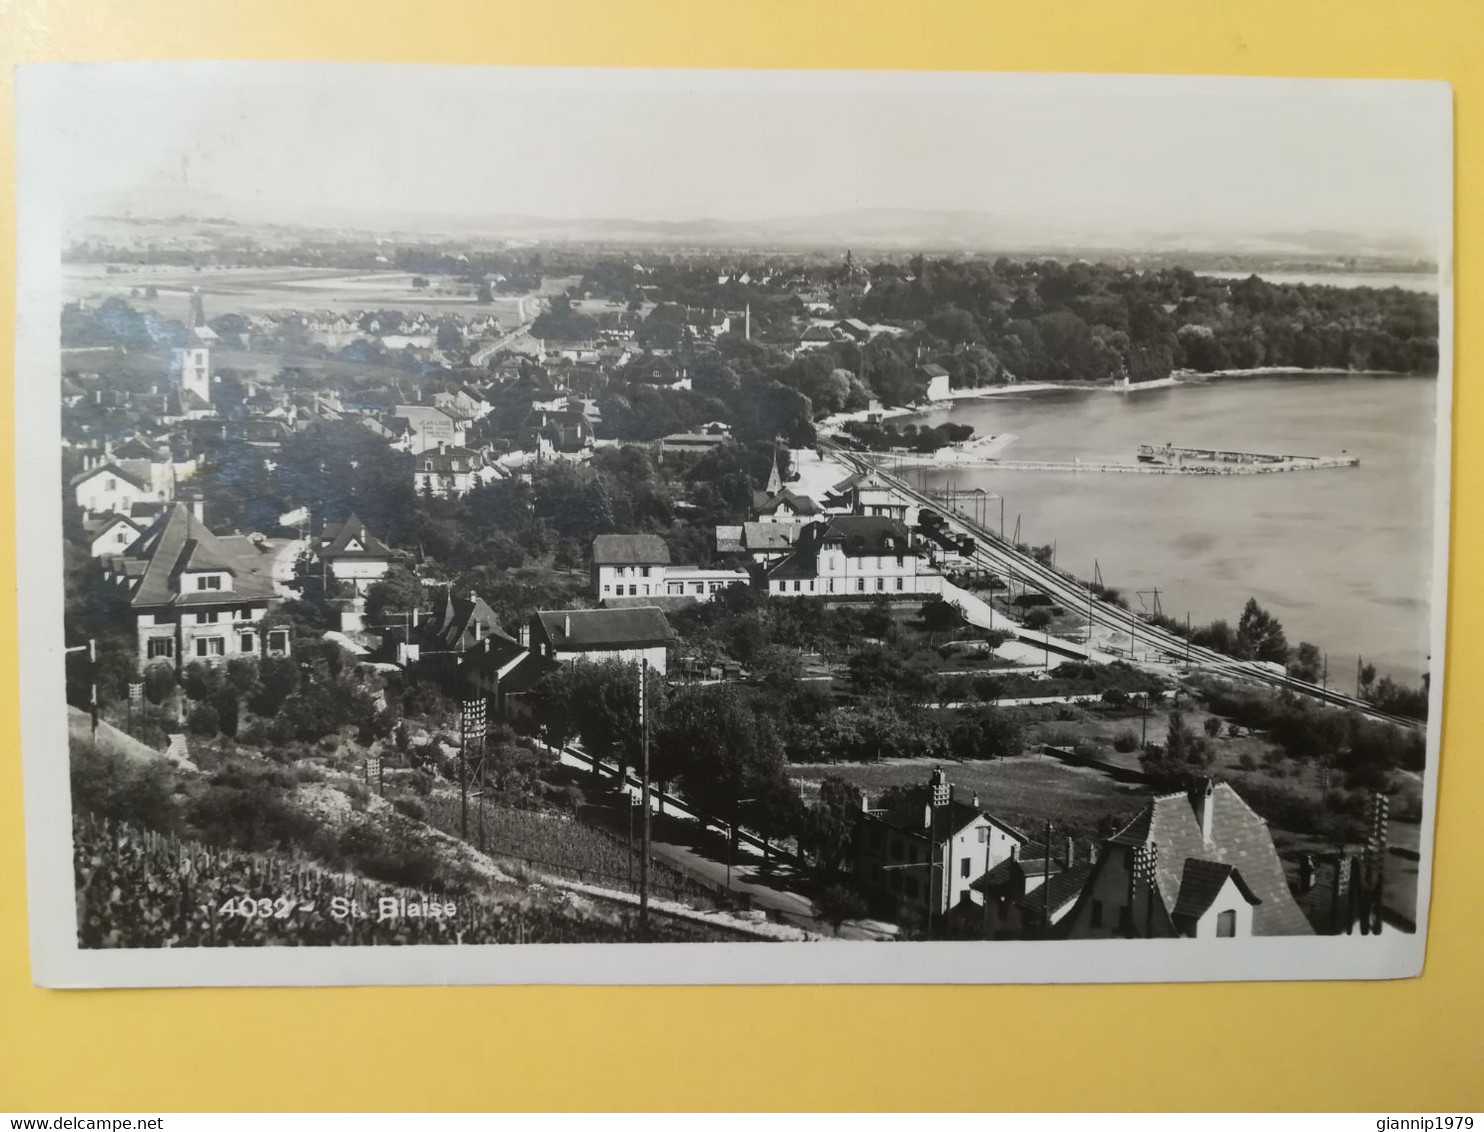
[[391, 795, 427, 821], [142, 665, 177, 706], [335, 822, 443, 890], [294, 763, 325, 784], [1111, 730, 1139, 754], [185, 774, 316, 852], [69, 740, 179, 832], [1202, 716, 1223, 739], [187, 703, 221, 737], [1237, 752, 1258, 771]]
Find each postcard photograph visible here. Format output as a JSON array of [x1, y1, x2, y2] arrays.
[[13, 64, 1452, 986]]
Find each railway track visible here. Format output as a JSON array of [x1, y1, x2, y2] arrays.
[[822, 441, 1422, 731]]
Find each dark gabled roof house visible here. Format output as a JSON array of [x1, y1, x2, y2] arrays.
[[1062, 779, 1313, 938], [122, 503, 278, 610], [591, 533, 672, 567], [318, 512, 392, 562], [530, 606, 677, 657]]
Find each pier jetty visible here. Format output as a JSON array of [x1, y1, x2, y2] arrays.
[[865, 443, 1360, 475]]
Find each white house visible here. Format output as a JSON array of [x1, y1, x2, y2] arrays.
[[592, 533, 748, 604], [854, 768, 1027, 916], [316, 512, 393, 593], [529, 607, 676, 675], [70, 459, 174, 518], [109, 503, 289, 669], [591, 533, 671, 601], [87, 513, 147, 558], [395, 404, 469, 453], [763, 516, 944, 598], [919, 362, 953, 402], [413, 443, 503, 498]]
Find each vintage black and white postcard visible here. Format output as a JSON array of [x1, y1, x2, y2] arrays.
[[14, 64, 1452, 986]]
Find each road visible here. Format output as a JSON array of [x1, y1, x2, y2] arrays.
[[825, 441, 1421, 729], [552, 744, 894, 940]]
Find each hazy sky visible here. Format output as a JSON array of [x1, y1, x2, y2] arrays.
[[23, 64, 1452, 247]]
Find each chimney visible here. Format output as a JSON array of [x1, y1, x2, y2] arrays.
[[1200, 778, 1215, 844], [517, 621, 530, 648], [563, 613, 571, 638], [438, 440, 447, 456], [191, 496, 205, 523], [971, 793, 980, 808], [1010, 843, 1019, 861], [1065, 835, 1076, 866]]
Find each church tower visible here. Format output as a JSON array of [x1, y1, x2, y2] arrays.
[[172, 347, 211, 406], [766, 447, 783, 496]]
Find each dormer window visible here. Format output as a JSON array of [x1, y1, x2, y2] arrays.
[[194, 574, 223, 591]]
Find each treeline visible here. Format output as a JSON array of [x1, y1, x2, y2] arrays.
[[840, 420, 974, 453], [847, 257, 1438, 381]]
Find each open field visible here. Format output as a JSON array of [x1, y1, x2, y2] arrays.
[[64, 264, 537, 323], [789, 754, 1147, 838]]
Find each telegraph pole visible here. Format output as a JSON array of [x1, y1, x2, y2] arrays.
[[1042, 820, 1054, 939], [639, 658, 651, 933]]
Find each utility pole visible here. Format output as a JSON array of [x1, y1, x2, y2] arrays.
[[639, 658, 651, 934], [1042, 820, 1054, 939], [65, 639, 99, 736]]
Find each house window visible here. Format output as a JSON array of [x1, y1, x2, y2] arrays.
[[960, 858, 971, 878], [1091, 900, 1104, 929], [239, 631, 256, 653], [267, 630, 290, 655], [693, 583, 704, 594], [105, 477, 117, 490], [603, 585, 611, 593], [1216, 910, 1237, 938], [856, 578, 865, 592], [146, 637, 174, 660], [198, 611, 219, 624], [792, 580, 801, 592], [195, 637, 225, 658], [628, 585, 637, 596], [642, 567, 651, 577], [875, 578, 884, 591], [895, 578, 904, 591], [194, 574, 222, 591], [896, 555, 905, 567]]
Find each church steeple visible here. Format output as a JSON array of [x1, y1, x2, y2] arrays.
[[766, 447, 782, 496]]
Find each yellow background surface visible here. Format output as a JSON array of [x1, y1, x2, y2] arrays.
[[1, 0, 1479, 1112]]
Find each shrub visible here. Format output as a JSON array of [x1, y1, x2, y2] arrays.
[[185, 774, 316, 852], [336, 822, 442, 890], [1237, 752, 1258, 771], [69, 740, 178, 832], [1111, 730, 1140, 754], [186, 703, 221, 738], [294, 763, 325, 784], [1202, 716, 1223, 739], [391, 795, 427, 821]]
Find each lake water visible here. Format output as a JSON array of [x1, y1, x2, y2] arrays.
[[912, 375, 1441, 687], [1197, 270, 1440, 294]]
